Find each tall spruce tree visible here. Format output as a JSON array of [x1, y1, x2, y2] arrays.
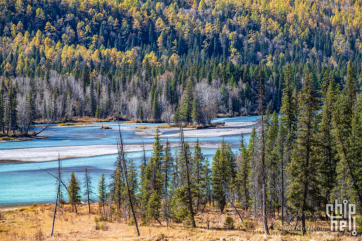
[[191, 93, 203, 125], [192, 138, 206, 211], [162, 139, 173, 228], [318, 71, 338, 210], [237, 134, 251, 210], [68, 172, 81, 213], [287, 69, 322, 235], [180, 80, 194, 124], [98, 173, 107, 215], [211, 140, 237, 212], [145, 128, 164, 223], [333, 61, 362, 209]]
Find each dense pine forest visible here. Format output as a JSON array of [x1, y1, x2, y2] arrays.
[[1, 0, 362, 135]]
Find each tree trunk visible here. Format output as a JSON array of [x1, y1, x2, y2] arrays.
[[50, 186, 59, 236]]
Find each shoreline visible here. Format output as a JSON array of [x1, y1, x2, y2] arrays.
[[0, 135, 50, 143], [0, 142, 225, 163], [0, 120, 256, 163]]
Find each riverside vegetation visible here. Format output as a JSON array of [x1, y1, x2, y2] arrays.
[[1, 0, 362, 239]]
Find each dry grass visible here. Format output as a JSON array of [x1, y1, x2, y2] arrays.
[[0, 204, 359, 241]]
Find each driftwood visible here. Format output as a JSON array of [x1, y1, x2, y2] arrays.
[[35, 121, 53, 136]]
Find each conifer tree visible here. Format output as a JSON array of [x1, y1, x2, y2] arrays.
[[191, 93, 203, 124], [144, 128, 164, 222], [237, 134, 251, 210], [211, 140, 237, 212], [265, 112, 279, 216], [83, 168, 94, 214], [110, 164, 124, 213], [192, 138, 206, 210], [180, 80, 194, 124], [98, 173, 107, 215], [0, 85, 4, 134], [68, 172, 81, 213], [317, 72, 338, 209], [162, 139, 173, 228], [82, 64, 90, 87], [333, 61, 362, 208], [256, 66, 269, 235], [287, 69, 321, 236]]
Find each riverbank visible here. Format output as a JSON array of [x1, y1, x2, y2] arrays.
[[0, 121, 256, 163], [0, 135, 49, 143], [0, 143, 220, 163]]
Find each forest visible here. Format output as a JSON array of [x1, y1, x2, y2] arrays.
[[1, 0, 362, 135], [0, 0, 362, 238]]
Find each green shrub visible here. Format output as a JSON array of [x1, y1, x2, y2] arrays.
[[223, 216, 235, 230]]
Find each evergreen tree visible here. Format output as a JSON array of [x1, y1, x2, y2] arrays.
[[98, 173, 107, 215], [333, 61, 362, 209], [0, 85, 4, 134], [317, 72, 338, 209], [265, 112, 279, 216], [68, 172, 81, 213], [191, 93, 203, 124], [145, 128, 164, 222], [162, 139, 173, 227], [211, 140, 237, 212], [237, 134, 251, 210], [287, 69, 322, 236], [82, 64, 90, 87], [192, 138, 206, 210], [83, 168, 94, 214], [180, 80, 194, 124], [110, 164, 124, 213]]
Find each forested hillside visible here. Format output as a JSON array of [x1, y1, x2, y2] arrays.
[[1, 0, 362, 134]]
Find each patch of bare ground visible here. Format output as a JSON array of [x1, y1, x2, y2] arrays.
[[0, 203, 357, 241]]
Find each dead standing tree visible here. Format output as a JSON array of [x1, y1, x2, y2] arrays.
[[117, 126, 140, 236], [50, 157, 62, 236]]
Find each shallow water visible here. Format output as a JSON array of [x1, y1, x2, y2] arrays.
[[0, 116, 257, 207]]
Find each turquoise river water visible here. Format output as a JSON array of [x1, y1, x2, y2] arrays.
[[0, 116, 258, 207]]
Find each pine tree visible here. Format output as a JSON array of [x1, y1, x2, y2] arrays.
[[110, 164, 124, 213], [145, 128, 164, 222], [279, 64, 297, 225], [68, 172, 81, 213], [191, 93, 203, 125], [180, 80, 194, 124], [211, 140, 237, 212], [287, 69, 322, 236], [162, 139, 173, 227], [151, 92, 160, 121], [170, 136, 195, 225], [192, 138, 206, 211], [0, 85, 4, 134], [83, 168, 94, 214], [256, 66, 269, 235], [98, 173, 107, 215], [333, 61, 362, 209], [82, 64, 90, 87], [237, 134, 251, 210], [265, 112, 279, 217], [317, 72, 338, 209]]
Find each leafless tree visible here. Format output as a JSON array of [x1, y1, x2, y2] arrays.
[[117, 126, 140, 236]]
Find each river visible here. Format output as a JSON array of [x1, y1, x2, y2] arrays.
[[0, 116, 258, 207]]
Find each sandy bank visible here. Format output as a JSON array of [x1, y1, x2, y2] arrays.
[[0, 142, 222, 163]]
